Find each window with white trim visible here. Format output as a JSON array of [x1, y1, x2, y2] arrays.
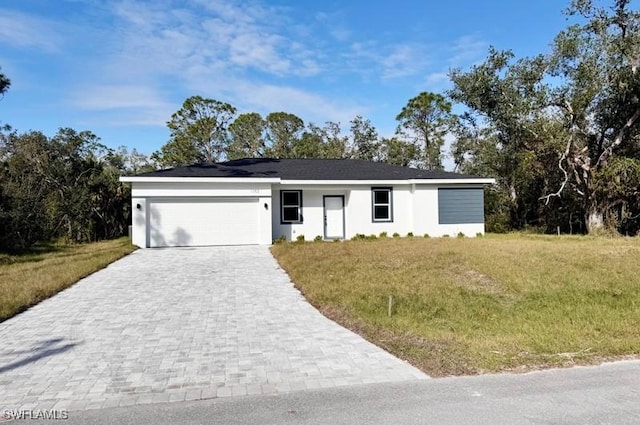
[[372, 187, 393, 222], [281, 190, 303, 223]]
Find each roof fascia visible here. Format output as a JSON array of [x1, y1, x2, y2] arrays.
[[119, 176, 281, 183]]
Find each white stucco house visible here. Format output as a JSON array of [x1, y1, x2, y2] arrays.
[[119, 158, 495, 248]]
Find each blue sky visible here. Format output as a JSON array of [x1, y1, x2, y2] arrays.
[[0, 0, 572, 163]]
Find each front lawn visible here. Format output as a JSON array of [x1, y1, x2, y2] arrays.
[[0, 237, 136, 322], [271, 234, 640, 376]]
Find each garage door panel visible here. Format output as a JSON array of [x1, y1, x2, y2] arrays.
[[149, 198, 259, 247]]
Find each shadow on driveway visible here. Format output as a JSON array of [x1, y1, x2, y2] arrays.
[[0, 338, 78, 374]]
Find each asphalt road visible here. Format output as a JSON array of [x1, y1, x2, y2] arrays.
[[27, 360, 640, 425]]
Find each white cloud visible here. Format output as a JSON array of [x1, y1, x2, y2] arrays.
[[419, 35, 489, 90], [64, 0, 462, 129], [72, 84, 171, 111], [346, 41, 430, 80], [381, 45, 430, 79], [425, 72, 449, 85], [71, 84, 174, 126], [450, 34, 488, 66], [234, 81, 366, 125], [0, 9, 63, 52]]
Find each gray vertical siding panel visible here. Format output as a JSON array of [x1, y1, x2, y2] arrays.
[[438, 188, 484, 224]]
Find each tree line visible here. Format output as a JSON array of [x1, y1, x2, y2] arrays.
[[150, 91, 451, 170], [1, 0, 638, 253]]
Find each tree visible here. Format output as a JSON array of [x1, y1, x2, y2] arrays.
[[228, 113, 265, 160], [0, 128, 133, 251], [293, 122, 349, 159], [0, 131, 53, 250], [542, 0, 640, 233], [378, 137, 419, 166], [154, 96, 237, 167], [293, 124, 325, 158], [0, 66, 9, 98], [264, 112, 304, 158], [449, 49, 564, 231], [449, 0, 640, 235], [396, 92, 454, 170], [350, 115, 379, 161], [109, 146, 155, 176], [319, 121, 349, 158]]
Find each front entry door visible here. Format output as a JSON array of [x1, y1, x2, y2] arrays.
[[323, 196, 345, 240]]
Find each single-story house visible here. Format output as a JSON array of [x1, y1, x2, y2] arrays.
[[119, 158, 495, 248]]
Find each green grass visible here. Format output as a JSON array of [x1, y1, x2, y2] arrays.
[[271, 234, 640, 376], [0, 237, 136, 322]]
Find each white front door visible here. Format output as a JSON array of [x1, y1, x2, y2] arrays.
[[323, 196, 344, 239]]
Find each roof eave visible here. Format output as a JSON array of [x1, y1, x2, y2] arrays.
[[119, 176, 281, 183], [408, 178, 496, 185]]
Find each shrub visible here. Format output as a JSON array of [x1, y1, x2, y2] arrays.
[[296, 234, 305, 243], [379, 231, 388, 238], [485, 212, 511, 234], [392, 232, 400, 238], [476, 232, 483, 238], [367, 234, 378, 240], [333, 238, 341, 242], [457, 232, 465, 238], [442, 234, 450, 238], [314, 235, 323, 242], [407, 232, 414, 238], [423, 233, 430, 238], [351, 233, 367, 241], [273, 235, 287, 244]]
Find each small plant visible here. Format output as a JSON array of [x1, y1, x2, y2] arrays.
[[423, 233, 430, 238], [296, 234, 305, 242], [392, 232, 400, 238], [367, 234, 378, 240], [379, 231, 388, 238], [476, 232, 483, 238], [314, 235, 323, 242], [407, 232, 414, 238], [273, 235, 287, 244], [333, 238, 341, 242], [457, 232, 466, 238], [442, 234, 450, 238]]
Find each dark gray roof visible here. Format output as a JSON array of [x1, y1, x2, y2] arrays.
[[135, 158, 484, 180]]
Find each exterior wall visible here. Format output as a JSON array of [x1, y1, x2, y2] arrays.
[[272, 185, 348, 241], [129, 181, 272, 248], [131, 197, 147, 248], [345, 185, 412, 237], [130, 181, 271, 198], [272, 184, 414, 241], [412, 185, 439, 236], [128, 180, 488, 247]]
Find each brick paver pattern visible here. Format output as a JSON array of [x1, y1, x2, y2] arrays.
[[0, 246, 427, 411]]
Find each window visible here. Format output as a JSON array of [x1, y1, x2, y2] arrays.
[[281, 190, 303, 223], [372, 187, 392, 222]]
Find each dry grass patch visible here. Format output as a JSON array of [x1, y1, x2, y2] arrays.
[[0, 238, 136, 322], [271, 234, 640, 376]]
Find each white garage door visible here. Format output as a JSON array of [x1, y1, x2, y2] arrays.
[[148, 198, 260, 247]]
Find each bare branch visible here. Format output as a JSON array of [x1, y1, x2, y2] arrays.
[[595, 108, 640, 168], [540, 134, 573, 205], [539, 100, 577, 205]]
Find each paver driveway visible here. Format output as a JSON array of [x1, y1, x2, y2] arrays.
[[0, 246, 426, 411]]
